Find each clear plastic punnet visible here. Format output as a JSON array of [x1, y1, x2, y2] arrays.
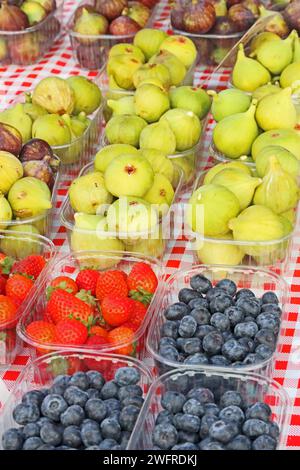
[[128, 368, 290, 450], [146, 264, 289, 376]]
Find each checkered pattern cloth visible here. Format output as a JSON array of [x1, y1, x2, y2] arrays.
[[0, 0, 300, 449]]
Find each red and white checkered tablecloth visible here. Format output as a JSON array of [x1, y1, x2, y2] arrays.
[[0, 0, 300, 449]]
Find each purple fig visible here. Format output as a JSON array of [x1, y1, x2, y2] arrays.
[[19, 138, 54, 163], [22, 159, 54, 188], [0, 122, 22, 156]]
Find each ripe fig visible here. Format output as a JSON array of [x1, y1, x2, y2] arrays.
[[228, 4, 255, 31], [74, 4, 97, 22], [183, 1, 216, 34], [21, 1, 47, 26], [95, 0, 128, 21], [211, 16, 238, 34], [22, 160, 54, 188], [170, 6, 185, 30], [0, 3, 29, 31], [34, 0, 56, 14], [283, 0, 300, 32], [0, 122, 22, 156], [73, 8, 109, 43], [8, 176, 52, 219], [109, 16, 141, 35], [124, 2, 151, 28], [19, 138, 54, 163], [32, 77, 75, 115]]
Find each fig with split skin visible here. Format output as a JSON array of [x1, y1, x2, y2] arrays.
[[22, 160, 54, 188], [19, 138, 53, 163], [95, 0, 127, 21], [32, 77, 75, 115], [0, 122, 22, 156]]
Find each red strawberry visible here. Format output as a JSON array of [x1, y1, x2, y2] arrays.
[[129, 299, 147, 329], [76, 269, 100, 296], [89, 325, 109, 339], [127, 262, 158, 304], [5, 274, 34, 304], [101, 295, 134, 327], [0, 253, 14, 277], [26, 320, 56, 345], [48, 276, 79, 296], [0, 295, 17, 327], [85, 335, 109, 348], [46, 289, 94, 325], [55, 319, 88, 345], [0, 274, 6, 295], [12, 255, 46, 280], [108, 326, 135, 356], [96, 270, 128, 302]]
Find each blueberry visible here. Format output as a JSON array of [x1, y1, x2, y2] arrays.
[[115, 367, 140, 387], [178, 430, 199, 444], [268, 421, 280, 439], [159, 337, 177, 349], [60, 404, 85, 427], [183, 399, 205, 417], [256, 313, 280, 333], [175, 413, 201, 433], [161, 391, 186, 414], [160, 321, 178, 339], [118, 385, 142, 402], [195, 324, 216, 339], [63, 425, 82, 448], [13, 403, 40, 425], [210, 355, 231, 367], [121, 404, 141, 432], [164, 302, 190, 321], [190, 274, 212, 293], [122, 396, 144, 408], [111, 444, 122, 450], [23, 422, 40, 438], [152, 423, 178, 450], [86, 371, 105, 390], [81, 421, 102, 447], [216, 279, 237, 296], [178, 288, 202, 304], [238, 337, 256, 353], [255, 329, 276, 349], [210, 295, 233, 314], [104, 399, 121, 417], [219, 406, 245, 426], [187, 387, 214, 404], [120, 431, 132, 448], [224, 307, 244, 327], [173, 412, 183, 428], [190, 307, 211, 325], [184, 353, 209, 365], [37, 417, 53, 427], [40, 422, 62, 446], [2, 428, 24, 450], [242, 418, 269, 437], [159, 345, 180, 362], [64, 386, 89, 407], [101, 417, 121, 440], [22, 436, 43, 450], [206, 288, 225, 302], [261, 304, 282, 317], [178, 315, 197, 338], [199, 438, 226, 450], [156, 410, 173, 425], [172, 442, 198, 450], [235, 289, 256, 301], [255, 344, 273, 359], [222, 339, 248, 362], [180, 338, 202, 355], [203, 403, 220, 416], [199, 415, 219, 439], [237, 298, 261, 317], [202, 331, 224, 355], [86, 389, 100, 399], [209, 420, 239, 444], [252, 434, 277, 450], [69, 372, 90, 391], [245, 402, 271, 422], [220, 391, 243, 409], [189, 298, 209, 310], [261, 292, 279, 305], [37, 444, 56, 450], [22, 390, 45, 407], [222, 331, 234, 342], [234, 321, 258, 339], [243, 353, 263, 365], [50, 375, 70, 395], [210, 313, 230, 331], [100, 381, 119, 400], [227, 434, 251, 450], [98, 439, 118, 450]]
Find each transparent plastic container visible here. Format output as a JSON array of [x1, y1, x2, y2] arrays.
[[0, 154, 60, 237], [128, 367, 290, 450], [146, 265, 289, 376], [60, 160, 184, 258], [0, 350, 153, 445], [0, 0, 64, 66], [0, 230, 56, 366], [68, 0, 158, 70], [17, 250, 164, 358], [210, 142, 256, 168], [187, 170, 298, 271]]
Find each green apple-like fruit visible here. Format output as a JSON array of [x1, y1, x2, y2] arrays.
[[68, 171, 113, 214], [104, 154, 154, 197], [32, 77, 75, 115], [149, 50, 186, 87], [108, 43, 145, 63], [0, 151, 23, 194], [138, 148, 174, 182], [143, 173, 175, 216], [133, 63, 171, 89], [94, 144, 138, 173], [32, 114, 72, 146], [134, 84, 170, 123], [8, 176, 52, 219], [170, 86, 211, 119], [107, 96, 135, 116], [133, 28, 168, 60], [67, 76, 102, 115], [107, 54, 143, 90], [159, 35, 197, 69], [105, 114, 147, 147], [139, 121, 176, 154], [160, 108, 201, 151]]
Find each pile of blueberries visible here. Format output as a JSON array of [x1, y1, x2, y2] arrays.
[[2, 367, 143, 450], [158, 274, 282, 367], [152, 387, 280, 450]]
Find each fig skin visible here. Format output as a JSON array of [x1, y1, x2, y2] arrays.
[[183, 1, 216, 34], [0, 3, 29, 31], [170, 7, 185, 30], [0, 122, 22, 156], [22, 159, 54, 188], [109, 15, 141, 35], [211, 16, 238, 34], [19, 138, 54, 163], [95, 0, 128, 21], [228, 4, 256, 32], [283, 0, 300, 32], [74, 4, 98, 22]]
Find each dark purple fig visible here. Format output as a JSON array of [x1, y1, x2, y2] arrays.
[[22, 160, 54, 188], [0, 3, 29, 31], [183, 1, 216, 34], [228, 3, 256, 32], [283, 0, 300, 32], [109, 15, 141, 35], [95, 0, 128, 21], [19, 138, 54, 163], [211, 16, 238, 34], [170, 7, 185, 30], [0, 122, 22, 156]]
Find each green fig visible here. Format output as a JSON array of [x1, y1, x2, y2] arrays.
[[0, 104, 32, 143], [134, 84, 170, 123], [169, 86, 211, 119], [124, 234, 165, 258], [108, 43, 145, 63], [69, 172, 113, 215], [250, 32, 281, 54], [133, 28, 168, 61], [138, 148, 174, 182], [254, 31, 296, 75], [23, 100, 48, 122], [232, 44, 271, 92], [133, 63, 171, 90], [252, 83, 281, 101], [21, 1, 47, 25], [281, 208, 296, 225], [204, 162, 252, 184], [105, 115, 147, 147], [94, 144, 138, 173], [293, 37, 300, 62], [73, 8, 108, 40], [213, 101, 259, 159], [159, 35, 197, 69], [143, 173, 175, 216], [255, 87, 297, 131], [252, 129, 300, 160], [280, 62, 300, 88], [107, 96, 135, 116], [211, 89, 251, 122], [0, 193, 12, 229], [32, 77, 75, 115], [255, 145, 300, 178], [173, 155, 194, 184], [8, 177, 52, 219], [258, 5, 289, 38], [32, 114, 71, 146], [160, 109, 201, 151], [107, 54, 144, 90], [139, 121, 176, 155], [0, 151, 23, 194], [253, 156, 299, 213], [70, 113, 90, 137], [211, 169, 262, 210], [187, 184, 240, 237], [149, 50, 186, 87], [66, 76, 102, 115], [0, 224, 42, 258], [195, 233, 244, 266]]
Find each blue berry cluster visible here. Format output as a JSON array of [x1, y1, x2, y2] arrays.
[[152, 387, 280, 450], [159, 274, 281, 367], [2, 367, 143, 450]]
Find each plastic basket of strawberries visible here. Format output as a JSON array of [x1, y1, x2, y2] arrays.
[[17, 250, 163, 359], [0, 230, 56, 365]]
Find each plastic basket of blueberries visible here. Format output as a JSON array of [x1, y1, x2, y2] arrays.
[[128, 368, 290, 450], [146, 265, 289, 376], [0, 350, 152, 451]]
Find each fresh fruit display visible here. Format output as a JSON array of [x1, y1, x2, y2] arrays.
[[0, 76, 103, 167], [0, 0, 62, 66], [1, 365, 146, 450]]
